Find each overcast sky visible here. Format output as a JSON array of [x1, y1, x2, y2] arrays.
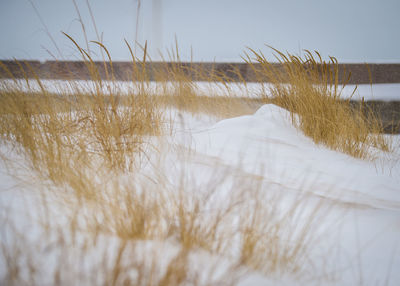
[[0, 0, 399, 62]]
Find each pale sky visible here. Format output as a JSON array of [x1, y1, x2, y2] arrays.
[[0, 0, 399, 62]]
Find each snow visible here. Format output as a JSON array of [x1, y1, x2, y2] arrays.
[[171, 105, 400, 284], [152, 104, 400, 284], [1, 100, 400, 284], [341, 83, 400, 101], [184, 105, 400, 210], [2, 79, 400, 101]]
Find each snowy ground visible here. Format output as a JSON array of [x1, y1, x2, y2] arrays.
[[166, 104, 400, 284], [1, 79, 400, 101], [0, 88, 400, 284]]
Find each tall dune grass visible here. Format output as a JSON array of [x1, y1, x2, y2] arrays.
[[0, 37, 163, 181], [244, 47, 392, 159], [0, 156, 334, 285]]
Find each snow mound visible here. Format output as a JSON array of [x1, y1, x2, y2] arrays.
[[185, 104, 400, 211]]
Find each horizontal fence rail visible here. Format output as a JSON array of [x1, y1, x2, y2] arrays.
[[1, 60, 400, 84]]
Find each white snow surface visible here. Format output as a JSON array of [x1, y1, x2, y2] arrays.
[[154, 104, 400, 285], [185, 105, 400, 210], [1, 103, 400, 285], [1, 79, 400, 101]]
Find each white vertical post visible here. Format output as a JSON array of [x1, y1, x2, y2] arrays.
[[152, 0, 163, 58]]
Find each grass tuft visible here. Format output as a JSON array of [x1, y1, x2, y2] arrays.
[[244, 47, 392, 159]]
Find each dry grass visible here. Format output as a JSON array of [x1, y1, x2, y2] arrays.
[[244, 47, 392, 159], [0, 38, 162, 183], [0, 160, 331, 285]]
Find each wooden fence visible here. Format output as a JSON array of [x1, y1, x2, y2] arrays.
[[1, 60, 400, 84]]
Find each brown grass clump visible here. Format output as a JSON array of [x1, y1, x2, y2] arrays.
[[0, 36, 163, 192], [244, 47, 391, 159], [0, 159, 331, 285], [141, 39, 260, 119]]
